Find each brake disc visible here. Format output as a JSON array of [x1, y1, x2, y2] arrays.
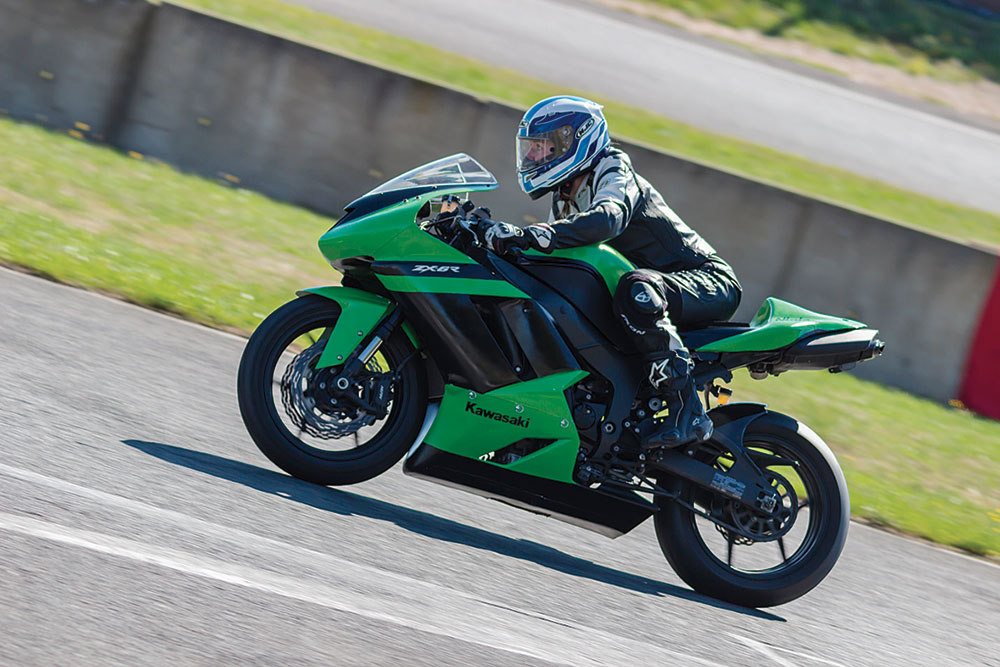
[[280, 342, 382, 439]]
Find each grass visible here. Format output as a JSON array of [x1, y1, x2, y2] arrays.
[[729, 371, 1000, 557], [172, 0, 1000, 250], [0, 118, 334, 333], [635, 0, 1000, 83], [1, 115, 998, 559]]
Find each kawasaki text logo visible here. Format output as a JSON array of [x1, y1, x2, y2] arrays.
[[413, 264, 461, 274], [465, 401, 530, 428]]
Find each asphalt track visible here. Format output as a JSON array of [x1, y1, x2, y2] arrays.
[[291, 0, 1000, 216], [1, 265, 997, 665]]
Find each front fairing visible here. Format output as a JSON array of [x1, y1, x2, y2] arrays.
[[318, 183, 498, 266], [318, 153, 499, 265]]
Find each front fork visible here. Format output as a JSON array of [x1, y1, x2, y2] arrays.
[[296, 286, 416, 419], [321, 306, 407, 420]]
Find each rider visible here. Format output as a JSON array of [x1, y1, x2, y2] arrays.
[[483, 95, 742, 449]]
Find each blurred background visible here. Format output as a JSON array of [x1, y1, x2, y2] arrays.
[[1, 1, 998, 663]]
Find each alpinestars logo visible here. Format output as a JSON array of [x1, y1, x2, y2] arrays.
[[526, 225, 554, 250], [648, 359, 671, 388], [465, 402, 530, 428], [413, 264, 461, 274]]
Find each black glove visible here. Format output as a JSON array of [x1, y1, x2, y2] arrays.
[[482, 221, 556, 255], [468, 205, 492, 222]]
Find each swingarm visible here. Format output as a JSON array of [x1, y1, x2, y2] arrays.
[[601, 411, 790, 538]]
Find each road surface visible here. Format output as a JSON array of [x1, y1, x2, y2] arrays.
[[1, 267, 997, 665]]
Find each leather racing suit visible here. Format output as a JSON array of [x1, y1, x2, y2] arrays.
[[543, 147, 742, 448], [545, 147, 742, 338]]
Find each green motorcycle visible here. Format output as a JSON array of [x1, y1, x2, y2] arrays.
[[237, 154, 884, 608]]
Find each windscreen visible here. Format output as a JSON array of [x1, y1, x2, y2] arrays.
[[364, 153, 497, 196]]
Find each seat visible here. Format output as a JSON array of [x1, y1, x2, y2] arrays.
[[684, 298, 864, 353]]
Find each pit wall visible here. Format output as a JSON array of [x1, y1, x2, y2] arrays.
[[3, 0, 998, 416]]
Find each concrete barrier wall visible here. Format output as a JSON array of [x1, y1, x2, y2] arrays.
[[3, 0, 998, 406], [0, 0, 154, 138], [113, 5, 524, 216], [622, 145, 1000, 398]]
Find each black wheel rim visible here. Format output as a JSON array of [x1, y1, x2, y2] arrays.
[[685, 433, 829, 578]]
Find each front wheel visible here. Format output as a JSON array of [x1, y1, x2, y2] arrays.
[[653, 412, 850, 607], [237, 295, 427, 486]]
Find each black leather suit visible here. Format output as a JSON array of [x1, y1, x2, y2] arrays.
[[545, 148, 742, 353]]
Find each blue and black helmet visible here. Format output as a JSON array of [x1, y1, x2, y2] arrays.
[[516, 96, 611, 200]]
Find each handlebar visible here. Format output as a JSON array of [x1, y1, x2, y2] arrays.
[[422, 198, 526, 262], [423, 198, 492, 249]]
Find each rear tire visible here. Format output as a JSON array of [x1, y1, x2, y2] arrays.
[[237, 295, 426, 486], [654, 412, 849, 607]]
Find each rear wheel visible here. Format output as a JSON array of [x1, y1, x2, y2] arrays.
[[237, 295, 426, 485], [653, 413, 849, 607]]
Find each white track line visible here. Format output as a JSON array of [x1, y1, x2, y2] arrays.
[[730, 632, 853, 667], [0, 464, 725, 667], [730, 634, 800, 667]]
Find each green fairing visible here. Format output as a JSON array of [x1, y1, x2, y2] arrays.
[[376, 274, 528, 298], [297, 286, 400, 368], [320, 185, 528, 297], [424, 370, 589, 484], [697, 297, 866, 353], [318, 185, 495, 265]]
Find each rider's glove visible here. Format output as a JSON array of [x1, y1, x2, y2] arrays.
[[468, 205, 492, 222], [482, 221, 556, 255]]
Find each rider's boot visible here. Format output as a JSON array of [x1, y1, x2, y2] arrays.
[[613, 270, 713, 449], [641, 348, 713, 450]]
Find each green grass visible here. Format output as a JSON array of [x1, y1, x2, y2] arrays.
[[0, 118, 334, 332], [173, 0, 1000, 250], [637, 0, 1000, 83], [1, 115, 997, 558]]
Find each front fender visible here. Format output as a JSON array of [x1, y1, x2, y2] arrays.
[[296, 286, 420, 368]]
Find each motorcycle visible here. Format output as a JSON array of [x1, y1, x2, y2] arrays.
[[237, 154, 884, 607]]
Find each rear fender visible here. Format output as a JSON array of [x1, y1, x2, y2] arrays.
[[707, 401, 768, 428], [296, 286, 420, 367]]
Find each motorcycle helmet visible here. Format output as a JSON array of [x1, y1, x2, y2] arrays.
[[516, 96, 610, 200]]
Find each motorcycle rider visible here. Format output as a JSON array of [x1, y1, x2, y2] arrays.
[[483, 95, 742, 448]]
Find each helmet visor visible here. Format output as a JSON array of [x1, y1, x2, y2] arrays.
[[517, 124, 575, 173]]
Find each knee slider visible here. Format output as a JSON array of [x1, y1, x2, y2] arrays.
[[630, 281, 665, 317], [615, 271, 668, 325]]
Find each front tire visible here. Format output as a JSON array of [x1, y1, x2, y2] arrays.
[[237, 295, 427, 486], [654, 412, 850, 607]]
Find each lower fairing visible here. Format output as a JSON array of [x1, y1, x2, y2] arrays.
[[403, 443, 656, 538]]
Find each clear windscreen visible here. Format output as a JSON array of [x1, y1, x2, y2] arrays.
[[364, 153, 497, 196]]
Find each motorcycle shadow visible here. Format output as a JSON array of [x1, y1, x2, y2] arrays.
[[122, 439, 784, 621]]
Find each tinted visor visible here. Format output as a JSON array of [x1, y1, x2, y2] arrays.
[[517, 124, 575, 173]]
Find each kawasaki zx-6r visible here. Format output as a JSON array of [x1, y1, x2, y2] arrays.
[[237, 154, 884, 608]]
